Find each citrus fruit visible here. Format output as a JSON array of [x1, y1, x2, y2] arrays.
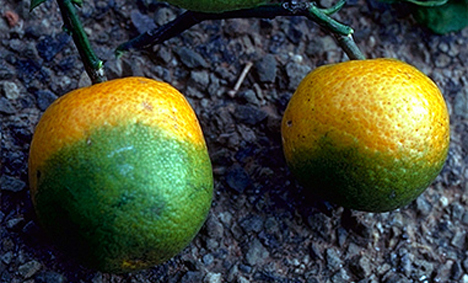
[[166, 0, 266, 13], [28, 77, 213, 272], [281, 58, 450, 212]]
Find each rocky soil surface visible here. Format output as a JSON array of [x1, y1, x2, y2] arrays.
[[1, 0, 468, 282]]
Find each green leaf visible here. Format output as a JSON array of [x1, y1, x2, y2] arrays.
[[30, 0, 47, 11], [413, 0, 468, 34], [71, 0, 83, 7]]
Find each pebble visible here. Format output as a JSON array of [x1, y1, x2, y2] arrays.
[[36, 33, 70, 62], [203, 272, 221, 283], [238, 89, 260, 106], [18, 260, 42, 279], [34, 271, 67, 283], [285, 62, 311, 91], [415, 196, 432, 216], [175, 47, 209, 69], [189, 70, 210, 90], [154, 7, 176, 26], [0, 175, 26, 192], [1, 81, 20, 99], [130, 9, 156, 34], [34, 89, 57, 111], [325, 248, 342, 271], [205, 214, 224, 239], [0, 97, 15, 114], [0, 62, 15, 79], [350, 255, 373, 278], [240, 215, 264, 234], [245, 238, 269, 266], [233, 105, 268, 125], [225, 163, 251, 193], [180, 271, 204, 283], [255, 54, 277, 83], [331, 268, 351, 283]]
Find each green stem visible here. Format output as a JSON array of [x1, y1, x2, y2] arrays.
[[116, 1, 365, 61], [57, 0, 106, 84]]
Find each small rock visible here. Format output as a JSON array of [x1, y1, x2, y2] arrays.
[[237, 276, 250, 283], [0, 62, 15, 79], [189, 70, 210, 90], [227, 265, 239, 282], [0, 252, 13, 264], [202, 253, 214, 265], [240, 215, 264, 234], [308, 213, 332, 240], [451, 231, 466, 249], [34, 90, 57, 111], [415, 196, 432, 216], [0, 175, 26, 192], [180, 271, 203, 283], [154, 7, 176, 26], [1, 81, 20, 99], [204, 272, 221, 283], [0, 97, 15, 114], [451, 202, 465, 221], [18, 260, 42, 279], [463, 257, 468, 273], [451, 261, 463, 280], [233, 105, 268, 125], [238, 89, 260, 106], [350, 255, 374, 278], [306, 35, 338, 56], [175, 47, 209, 69], [285, 62, 311, 91], [434, 53, 451, 68], [255, 54, 277, 83], [239, 264, 252, 273], [6, 216, 24, 229], [226, 163, 251, 193], [383, 272, 410, 283], [245, 238, 269, 266], [36, 33, 71, 62], [35, 271, 67, 283], [325, 248, 342, 271], [130, 9, 156, 34], [331, 268, 351, 283]]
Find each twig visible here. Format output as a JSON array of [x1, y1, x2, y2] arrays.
[[228, 62, 254, 97], [57, 0, 106, 84], [116, 1, 365, 61]]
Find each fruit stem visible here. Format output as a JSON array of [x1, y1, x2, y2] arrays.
[[57, 0, 106, 84], [116, 1, 365, 60]]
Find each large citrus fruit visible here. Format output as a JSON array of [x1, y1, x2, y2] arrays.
[[28, 77, 213, 272], [281, 58, 450, 212]]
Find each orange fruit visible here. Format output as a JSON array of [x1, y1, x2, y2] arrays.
[[28, 77, 213, 272], [281, 58, 450, 212]]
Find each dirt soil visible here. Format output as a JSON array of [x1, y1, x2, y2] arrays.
[[1, 0, 468, 282]]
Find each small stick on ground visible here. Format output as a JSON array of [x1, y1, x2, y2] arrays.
[[228, 62, 254, 98]]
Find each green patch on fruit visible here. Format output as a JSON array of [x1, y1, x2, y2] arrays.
[[32, 122, 213, 273], [287, 134, 446, 212]]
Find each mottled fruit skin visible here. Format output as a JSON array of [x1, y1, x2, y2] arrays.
[[166, 0, 266, 12], [281, 58, 450, 212], [28, 77, 213, 273]]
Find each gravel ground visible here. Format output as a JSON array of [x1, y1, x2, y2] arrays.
[[1, 0, 468, 282]]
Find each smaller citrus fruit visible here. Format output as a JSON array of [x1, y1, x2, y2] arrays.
[[28, 77, 213, 272], [281, 58, 450, 212]]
